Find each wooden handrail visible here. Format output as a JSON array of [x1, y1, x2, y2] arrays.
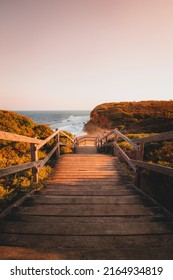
[[0, 160, 41, 178], [74, 135, 96, 146], [131, 160, 173, 177], [133, 130, 173, 144], [36, 129, 60, 150], [114, 142, 136, 172], [59, 130, 74, 142], [0, 131, 42, 144], [96, 128, 173, 187], [114, 129, 138, 150], [98, 129, 138, 150], [0, 129, 74, 182], [38, 143, 59, 170]]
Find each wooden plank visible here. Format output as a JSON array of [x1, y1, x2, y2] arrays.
[[33, 178, 132, 186], [0, 130, 42, 144], [0, 219, 171, 235], [49, 176, 121, 179], [4, 215, 166, 223], [1, 151, 173, 261], [46, 182, 131, 188], [1, 233, 173, 250], [133, 130, 173, 144], [0, 160, 41, 178], [47, 178, 131, 184], [132, 160, 173, 177], [15, 204, 156, 216], [43, 190, 136, 196], [1, 245, 173, 260], [23, 195, 143, 204], [44, 184, 133, 190], [47, 178, 126, 183]]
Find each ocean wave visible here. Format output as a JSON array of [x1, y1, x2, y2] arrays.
[[17, 111, 90, 136]]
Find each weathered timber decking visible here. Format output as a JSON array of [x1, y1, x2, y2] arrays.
[[0, 146, 173, 259]]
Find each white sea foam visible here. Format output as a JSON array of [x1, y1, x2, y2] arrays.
[[17, 110, 90, 136]]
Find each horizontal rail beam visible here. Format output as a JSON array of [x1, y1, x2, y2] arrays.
[[114, 130, 138, 150], [102, 130, 114, 139], [59, 130, 74, 142], [39, 143, 59, 169], [37, 130, 59, 150], [0, 131, 42, 144], [0, 129, 74, 181], [0, 160, 41, 178], [77, 136, 96, 140], [78, 139, 95, 143], [133, 131, 173, 144], [132, 160, 173, 177], [114, 142, 136, 172], [99, 129, 138, 150], [59, 142, 74, 148]]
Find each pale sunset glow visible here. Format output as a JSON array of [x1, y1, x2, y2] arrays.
[[0, 0, 173, 110]]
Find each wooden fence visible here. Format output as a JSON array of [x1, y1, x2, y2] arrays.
[[96, 129, 173, 187], [74, 135, 96, 146], [0, 130, 74, 182]]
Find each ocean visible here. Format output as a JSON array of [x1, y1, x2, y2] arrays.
[[16, 111, 90, 136]]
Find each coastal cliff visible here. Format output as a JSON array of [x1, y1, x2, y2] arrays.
[[84, 101, 173, 133]]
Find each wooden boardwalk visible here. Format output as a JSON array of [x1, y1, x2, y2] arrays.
[[0, 146, 173, 259]]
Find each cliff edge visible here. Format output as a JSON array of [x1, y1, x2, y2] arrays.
[[84, 101, 173, 134]]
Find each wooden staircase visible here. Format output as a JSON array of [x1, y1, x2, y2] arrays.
[[1, 146, 173, 259]]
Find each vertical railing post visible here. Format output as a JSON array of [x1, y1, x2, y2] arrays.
[[30, 143, 39, 183], [55, 129, 60, 158], [135, 143, 144, 188], [100, 138, 103, 152], [104, 136, 108, 153], [113, 130, 118, 156], [97, 136, 101, 152]]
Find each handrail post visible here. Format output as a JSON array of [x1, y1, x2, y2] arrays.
[[104, 136, 108, 153], [30, 143, 39, 183], [55, 129, 60, 158], [100, 138, 103, 152], [135, 143, 144, 187], [113, 130, 118, 156], [97, 136, 101, 152]]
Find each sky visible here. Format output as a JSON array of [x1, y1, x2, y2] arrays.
[[0, 0, 173, 110]]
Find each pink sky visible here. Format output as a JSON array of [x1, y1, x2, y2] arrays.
[[0, 0, 173, 110]]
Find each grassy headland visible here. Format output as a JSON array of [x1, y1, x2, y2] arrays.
[[84, 100, 173, 134], [84, 101, 173, 212]]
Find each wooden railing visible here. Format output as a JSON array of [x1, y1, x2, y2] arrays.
[[74, 135, 97, 146], [0, 129, 74, 183], [96, 129, 173, 187]]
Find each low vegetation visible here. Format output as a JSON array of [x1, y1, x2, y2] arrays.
[[0, 110, 73, 211], [84, 100, 173, 133]]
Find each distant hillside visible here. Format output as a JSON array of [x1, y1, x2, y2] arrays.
[[0, 110, 53, 139], [84, 101, 173, 133]]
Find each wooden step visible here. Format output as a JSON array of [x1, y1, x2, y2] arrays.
[[1, 152, 173, 260]]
